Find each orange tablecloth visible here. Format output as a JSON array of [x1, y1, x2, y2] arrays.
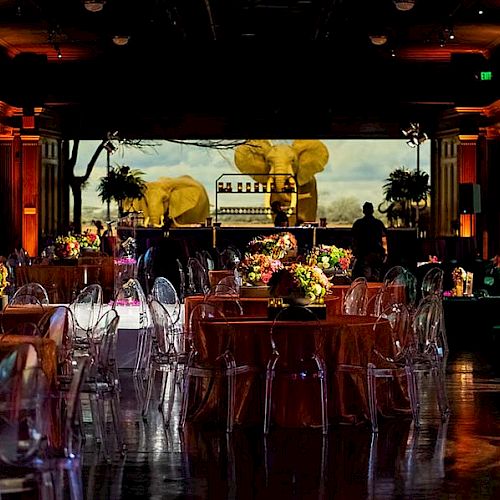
[[0, 305, 56, 332], [184, 294, 341, 325], [187, 315, 409, 428]]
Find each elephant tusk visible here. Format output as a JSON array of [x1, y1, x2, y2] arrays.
[[264, 178, 273, 219], [298, 193, 311, 200]]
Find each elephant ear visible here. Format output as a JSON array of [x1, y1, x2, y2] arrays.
[[292, 140, 329, 186], [234, 140, 273, 183], [169, 185, 202, 220]]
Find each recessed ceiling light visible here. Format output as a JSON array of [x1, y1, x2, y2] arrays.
[[369, 34, 388, 46], [393, 0, 415, 11], [112, 35, 130, 46], [84, 1, 105, 13]]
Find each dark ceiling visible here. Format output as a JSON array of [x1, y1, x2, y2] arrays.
[[1, 0, 500, 139]]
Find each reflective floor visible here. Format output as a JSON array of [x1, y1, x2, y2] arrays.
[[81, 347, 500, 499]]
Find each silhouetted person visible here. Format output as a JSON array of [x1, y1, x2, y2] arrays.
[[351, 201, 387, 281], [271, 200, 289, 227]]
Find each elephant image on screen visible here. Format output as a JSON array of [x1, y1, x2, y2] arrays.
[[234, 140, 329, 224], [127, 175, 210, 227]]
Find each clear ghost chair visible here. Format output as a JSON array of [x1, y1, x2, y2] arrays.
[[176, 259, 187, 301], [10, 282, 49, 305], [217, 274, 241, 294], [179, 302, 254, 433], [410, 295, 450, 425], [264, 305, 328, 435], [342, 279, 368, 315], [421, 267, 444, 299], [142, 298, 185, 424], [113, 278, 149, 377], [367, 303, 419, 433], [383, 266, 418, 312], [204, 285, 244, 317], [70, 283, 103, 348], [186, 257, 210, 296], [151, 276, 182, 325]]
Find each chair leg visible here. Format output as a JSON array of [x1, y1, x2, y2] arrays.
[[367, 364, 378, 433], [263, 370, 274, 434], [226, 367, 235, 433], [111, 390, 127, 455], [319, 367, 329, 435], [405, 365, 420, 428], [178, 370, 191, 430], [142, 364, 157, 418]]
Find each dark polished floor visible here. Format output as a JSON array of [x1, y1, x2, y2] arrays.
[[81, 345, 500, 500]]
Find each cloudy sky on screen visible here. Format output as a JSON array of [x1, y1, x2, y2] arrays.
[[75, 139, 431, 213]]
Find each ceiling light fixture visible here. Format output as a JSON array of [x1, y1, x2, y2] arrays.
[[393, 0, 416, 11], [402, 122, 428, 149], [112, 35, 130, 46], [369, 34, 388, 46], [83, 1, 105, 13]]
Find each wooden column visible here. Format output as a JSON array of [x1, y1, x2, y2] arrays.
[[457, 135, 478, 238], [21, 135, 41, 257]]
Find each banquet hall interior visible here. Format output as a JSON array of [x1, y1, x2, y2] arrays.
[[3, 0, 500, 499]]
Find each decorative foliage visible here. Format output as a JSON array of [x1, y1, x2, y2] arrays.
[[54, 235, 80, 260], [0, 262, 9, 295], [268, 263, 332, 303], [238, 254, 283, 286], [307, 244, 352, 272], [379, 167, 430, 227], [246, 232, 298, 259], [97, 165, 147, 215]]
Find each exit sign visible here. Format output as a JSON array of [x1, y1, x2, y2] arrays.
[[480, 71, 493, 81]]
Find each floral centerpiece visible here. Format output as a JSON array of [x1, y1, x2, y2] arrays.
[[306, 244, 352, 275], [238, 254, 283, 286], [0, 262, 9, 297], [268, 263, 332, 304], [54, 235, 80, 260], [76, 231, 101, 251], [246, 232, 298, 260], [451, 266, 467, 296]]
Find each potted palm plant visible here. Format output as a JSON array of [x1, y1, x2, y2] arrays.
[[378, 167, 430, 227], [97, 165, 147, 217]]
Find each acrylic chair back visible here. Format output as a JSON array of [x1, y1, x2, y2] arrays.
[[342, 279, 368, 315], [0, 343, 49, 466], [71, 283, 103, 337], [10, 282, 49, 305], [151, 276, 181, 324], [421, 267, 444, 298]]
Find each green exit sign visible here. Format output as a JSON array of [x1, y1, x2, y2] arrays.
[[480, 71, 493, 81]]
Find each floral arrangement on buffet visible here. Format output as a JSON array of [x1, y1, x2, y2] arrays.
[[76, 231, 101, 251], [246, 232, 298, 260], [238, 253, 283, 286], [306, 244, 352, 275], [451, 266, 467, 296], [0, 262, 9, 296], [268, 262, 332, 304], [54, 235, 80, 260]]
